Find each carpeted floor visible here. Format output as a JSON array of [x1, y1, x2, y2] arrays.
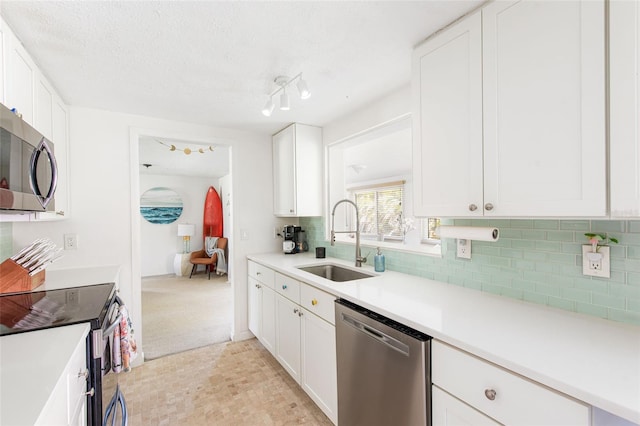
[[142, 273, 232, 360]]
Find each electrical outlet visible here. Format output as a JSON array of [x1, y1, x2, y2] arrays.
[[66, 289, 78, 305], [64, 233, 78, 250], [456, 239, 471, 259], [582, 245, 610, 278]]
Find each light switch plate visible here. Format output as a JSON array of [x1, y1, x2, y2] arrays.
[[582, 245, 610, 278]]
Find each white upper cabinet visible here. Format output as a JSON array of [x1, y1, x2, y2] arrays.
[[1, 17, 70, 220], [412, 11, 483, 217], [413, 0, 606, 217], [610, 0, 640, 217], [273, 123, 323, 217]]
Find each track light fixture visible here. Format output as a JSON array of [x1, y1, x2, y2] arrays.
[[262, 73, 311, 117]]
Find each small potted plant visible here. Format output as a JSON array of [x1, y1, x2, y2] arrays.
[[584, 233, 619, 252], [584, 233, 618, 264]]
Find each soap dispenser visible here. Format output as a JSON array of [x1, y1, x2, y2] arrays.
[[374, 247, 385, 272]]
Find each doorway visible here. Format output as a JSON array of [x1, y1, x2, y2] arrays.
[[134, 134, 233, 360]]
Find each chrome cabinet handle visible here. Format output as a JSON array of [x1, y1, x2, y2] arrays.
[[289, 209, 294, 213], [485, 203, 494, 211], [484, 389, 496, 401], [468, 204, 478, 211]]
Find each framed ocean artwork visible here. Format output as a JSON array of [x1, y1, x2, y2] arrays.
[[140, 187, 183, 224]]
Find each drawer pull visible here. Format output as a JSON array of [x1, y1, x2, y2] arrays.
[[78, 369, 89, 379], [294, 308, 299, 314], [282, 284, 288, 290], [86, 388, 95, 397], [484, 388, 497, 401], [311, 299, 318, 306], [256, 271, 262, 275], [468, 203, 478, 211]]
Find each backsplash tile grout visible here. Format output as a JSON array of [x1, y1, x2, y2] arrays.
[[300, 217, 640, 326]]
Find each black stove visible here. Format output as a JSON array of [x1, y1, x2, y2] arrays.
[[0, 282, 115, 336]]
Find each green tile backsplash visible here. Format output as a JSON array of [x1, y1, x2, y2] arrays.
[[299, 217, 640, 326]]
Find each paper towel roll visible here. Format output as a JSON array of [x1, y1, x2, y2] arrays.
[[436, 226, 500, 242]]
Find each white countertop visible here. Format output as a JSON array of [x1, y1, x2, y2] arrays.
[[0, 323, 90, 425], [36, 265, 121, 291], [248, 252, 640, 424]]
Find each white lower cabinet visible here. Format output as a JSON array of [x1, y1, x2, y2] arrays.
[[248, 262, 276, 354], [432, 385, 500, 426], [249, 264, 337, 424], [275, 293, 302, 381], [301, 306, 337, 423], [432, 340, 590, 426], [36, 327, 89, 426]]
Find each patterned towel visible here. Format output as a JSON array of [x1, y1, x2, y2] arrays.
[[112, 305, 138, 373]]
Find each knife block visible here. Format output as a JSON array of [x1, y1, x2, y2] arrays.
[[0, 259, 46, 294]]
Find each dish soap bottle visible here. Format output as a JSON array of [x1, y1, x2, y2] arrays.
[[374, 247, 385, 272]]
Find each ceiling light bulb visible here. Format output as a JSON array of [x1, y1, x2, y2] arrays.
[[297, 78, 311, 99], [262, 98, 275, 116], [280, 90, 290, 111]]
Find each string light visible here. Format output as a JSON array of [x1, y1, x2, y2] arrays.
[[156, 139, 215, 155]]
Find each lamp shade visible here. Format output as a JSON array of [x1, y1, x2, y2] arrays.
[[296, 78, 311, 99], [262, 98, 275, 117], [177, 224, 195, 237], [279, 90, 290, 111]]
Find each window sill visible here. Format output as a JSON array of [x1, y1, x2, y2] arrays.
[[330, 235, 442, 257]]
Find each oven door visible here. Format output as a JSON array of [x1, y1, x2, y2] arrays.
[[87, 294, 123, 425]]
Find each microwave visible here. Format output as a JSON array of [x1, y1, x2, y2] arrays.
[[0, 102, 58, 212]]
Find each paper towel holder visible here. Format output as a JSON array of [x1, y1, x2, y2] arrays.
[[436, 226, 500, 242]]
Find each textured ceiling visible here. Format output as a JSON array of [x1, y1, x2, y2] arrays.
[[1, 1, 484, 137]]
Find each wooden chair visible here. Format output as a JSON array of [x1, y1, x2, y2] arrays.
[[189, 237, 227, 279]]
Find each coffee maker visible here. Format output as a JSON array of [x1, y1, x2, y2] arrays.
[[283, 225, 300, 254]]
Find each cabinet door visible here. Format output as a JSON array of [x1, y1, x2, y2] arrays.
[[432, 386, 501, 426], [261, 285, 276, 355], [301, 308, 337, 424], [273, 125, 296, 216], [610, 0, 640, 217], [5, 28, 36, 126], [482, 0, 605, 216], [275, 293, 301, 383], [412, 11, 483, 217], [35, 77, 53, 140], [248, 277, 261, 339]]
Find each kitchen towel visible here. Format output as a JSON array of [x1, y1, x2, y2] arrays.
[[112, 305, 138, 373]]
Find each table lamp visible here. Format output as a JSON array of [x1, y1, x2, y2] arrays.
[[177, 224, 195, 253]]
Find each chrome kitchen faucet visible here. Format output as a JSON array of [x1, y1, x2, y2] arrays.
[[331, 199, 367, 267]]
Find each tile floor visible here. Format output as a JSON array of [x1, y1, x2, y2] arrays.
[[103, 338, 333, 425]]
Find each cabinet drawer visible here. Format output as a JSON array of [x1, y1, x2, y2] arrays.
[[432, 341, 589, 426], [300, 284, 336, 325], [275, 272, 300, 304], [248, 261, 275, 289]]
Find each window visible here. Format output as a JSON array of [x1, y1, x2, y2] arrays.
[[352, 184, 404, 241], [421, 218, 441, 242]]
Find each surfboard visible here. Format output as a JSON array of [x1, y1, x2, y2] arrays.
[[203, 186, 223, 239]]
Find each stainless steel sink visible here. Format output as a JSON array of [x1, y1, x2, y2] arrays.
[[297, 264, 375, 282]]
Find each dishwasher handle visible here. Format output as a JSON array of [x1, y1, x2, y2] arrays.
[[341, 312, 410, 356]]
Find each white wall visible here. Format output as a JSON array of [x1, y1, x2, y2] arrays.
[[12, 106, 283, 358], [139, 174, 218, 277], [323, 84, 411, 145]]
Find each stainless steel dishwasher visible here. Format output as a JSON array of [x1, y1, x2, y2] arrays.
[[335, 299, 432, 426]]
